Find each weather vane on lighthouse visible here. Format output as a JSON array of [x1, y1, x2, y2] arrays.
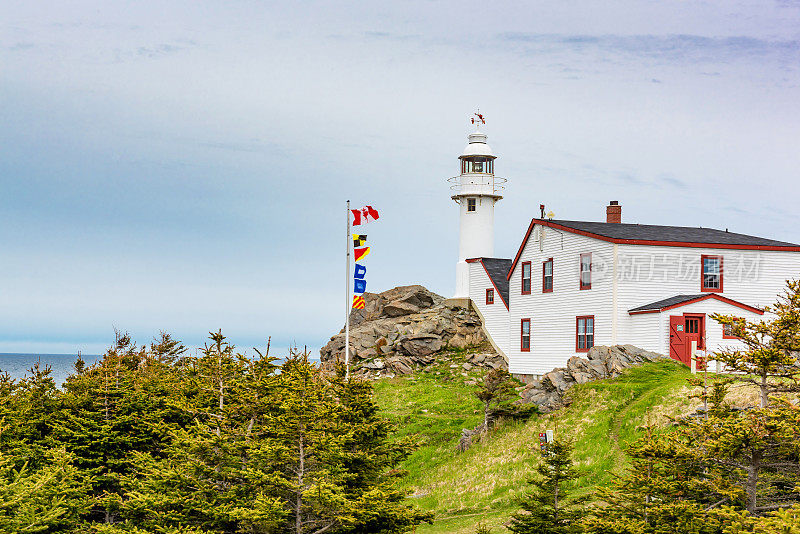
[[471, 110, 485, 130]]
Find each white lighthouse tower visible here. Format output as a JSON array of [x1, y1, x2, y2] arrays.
[[449, 114, 506, 300]]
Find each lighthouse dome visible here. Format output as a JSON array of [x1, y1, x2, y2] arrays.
[[461, 131, 495, 158]]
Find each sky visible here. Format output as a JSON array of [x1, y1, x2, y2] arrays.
[[1, 1, 799, 355]]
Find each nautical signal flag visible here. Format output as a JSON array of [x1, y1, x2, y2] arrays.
[[352, 295, 365, 309], [352, 234, 367, 247], [354, 263, 366, 279], [351, 205, 380, 226], [354, 247, 371, 261], [354, 278, 366, 294]]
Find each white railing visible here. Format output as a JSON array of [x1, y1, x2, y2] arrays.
[[448, 175, 507, 196]]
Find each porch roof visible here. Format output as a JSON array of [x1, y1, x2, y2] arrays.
[[628, 293, 764, 315]]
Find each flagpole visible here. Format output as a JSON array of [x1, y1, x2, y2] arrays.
[[345, 199, 351, 379]]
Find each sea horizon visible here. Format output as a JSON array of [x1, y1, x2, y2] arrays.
[[0, 349, 321, 386]]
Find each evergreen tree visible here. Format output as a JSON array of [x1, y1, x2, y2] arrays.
[[584, 427, 727, 534], [508, 438, 586, 534], [475, 369, 531, 432], [584, 391, 800, 532], [115, 332, 286, 532], [712, 279, 800, 408], [332, 368, 433, 533], [0, 447, 90, 533], [696, 400, 800, 515], [0, 331, 431, 533], [0, 361, 61, 466], [56, 332, 187, 523]]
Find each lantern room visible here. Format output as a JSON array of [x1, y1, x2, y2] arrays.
[[459, 131, 496, 175]]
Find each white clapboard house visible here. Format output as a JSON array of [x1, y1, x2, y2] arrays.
[[448, 126, 800, 379]]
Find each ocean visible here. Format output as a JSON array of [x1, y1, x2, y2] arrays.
[[0, 353, 101, 386], [0, 349, 320, 387]]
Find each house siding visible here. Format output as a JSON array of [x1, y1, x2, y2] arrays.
[[476, 223, 800, 377], [469, 262, 510, 356], [508, 225, 614, 375], [614, 245, 800, 353]]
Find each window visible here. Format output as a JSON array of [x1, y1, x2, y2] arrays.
[[701, 255, 723, 292], [579, 253, 592, 290], [576, 316, 594, 352], [521, 319, 531, 352], [467, 198, 476, 212], [486, 288, 494, 305], [722, 318, 742, 339], [542, 258, 553, 293], [521, 262, 532, 294]]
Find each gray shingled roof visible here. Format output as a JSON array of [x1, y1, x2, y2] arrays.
[[629, 294, 712, 313], [478, 258, 511, 307], [547, 220, 799, 248]]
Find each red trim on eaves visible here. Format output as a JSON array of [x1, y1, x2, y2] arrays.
[[628, 294, 764, 316], [507, 218, 800, 280], [507, 218, 538, 281]]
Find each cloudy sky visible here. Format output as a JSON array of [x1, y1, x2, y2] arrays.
[[1, 1, 799, 355]]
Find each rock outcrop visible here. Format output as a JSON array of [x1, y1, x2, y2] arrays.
[[517, 344, 666, 412], [320, 285, 505, 377], [320, 286, 667, 407]]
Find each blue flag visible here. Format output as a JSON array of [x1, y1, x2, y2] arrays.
[[354, 278, 367, 294], [354, 263, 367, 279]]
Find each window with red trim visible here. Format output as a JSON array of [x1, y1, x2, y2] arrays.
[[486, 288, 494, 305], [521, 319, 531, 352], [542, 258, 553, 293], [521, 262, 532, 294], [722, 317, 742, 339], [701, 255, 723, 292], [579, 253, 592, 290], [576, 316, 594, 352]]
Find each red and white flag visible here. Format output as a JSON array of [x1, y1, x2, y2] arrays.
[[351, 205, 380, 226]]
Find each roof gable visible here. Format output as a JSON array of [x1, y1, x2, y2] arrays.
[[628, 293, 764, 315], [468, 257, 511, 309]]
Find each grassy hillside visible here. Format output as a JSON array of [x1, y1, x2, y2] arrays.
[[373, 352, 695, 533]]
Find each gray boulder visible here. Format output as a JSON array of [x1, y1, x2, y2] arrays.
[[398, 335, 444, 358], [517, 345, 668, 413], [319, 285, 499, 375]]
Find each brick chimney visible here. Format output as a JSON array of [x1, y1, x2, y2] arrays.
[[606, 201, 621, 223]]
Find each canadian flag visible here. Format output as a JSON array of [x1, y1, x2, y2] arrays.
[[351, 205, 380, 226]]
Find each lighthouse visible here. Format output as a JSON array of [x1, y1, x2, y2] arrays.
[[449, 114, 506, 300]]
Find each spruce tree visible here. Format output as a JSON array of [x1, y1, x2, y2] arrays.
[[56, 332, 187, 523], [332, 369, 433, 533], [508, 438, 586, 534], [0, 447, 90, 533], [475, 369, 530, 432], [116, 332, 286, 532], [712, 279, 800, 408], [696, 399, 800, 515], [584, 427, 725, 534]]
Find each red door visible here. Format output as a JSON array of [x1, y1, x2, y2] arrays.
[[684, 315, 705, 370], [669, 316, 687, 365]]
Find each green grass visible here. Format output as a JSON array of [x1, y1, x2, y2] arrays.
[[373, 357, 695, 534]]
